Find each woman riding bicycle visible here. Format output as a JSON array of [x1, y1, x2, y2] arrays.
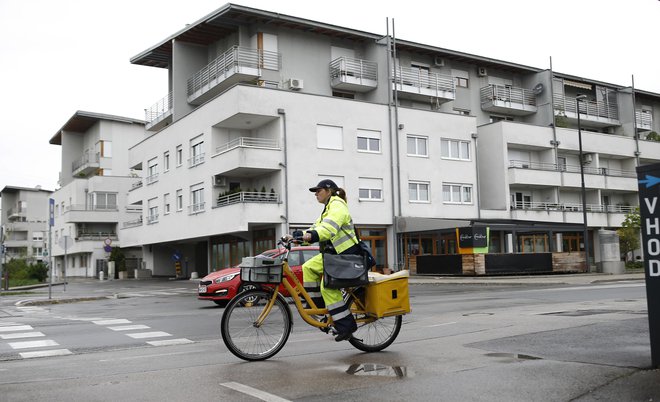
[[287, 179, 361, 341]]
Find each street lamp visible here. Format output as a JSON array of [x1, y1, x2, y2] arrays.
[[575, 94, 590, 272]]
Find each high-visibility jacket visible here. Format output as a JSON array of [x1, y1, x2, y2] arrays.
[[306, 195, 358, 254]]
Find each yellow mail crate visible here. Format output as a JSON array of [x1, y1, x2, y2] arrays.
[[365, 277, 411, 318]]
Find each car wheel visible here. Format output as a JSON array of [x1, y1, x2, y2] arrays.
[[213, 300, 228, 307]]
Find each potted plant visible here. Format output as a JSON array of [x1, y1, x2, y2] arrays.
[[109, 247, 127, 279]]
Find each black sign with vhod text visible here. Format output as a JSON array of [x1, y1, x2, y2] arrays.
[[458, 227, 488, 248], [637, 163, 660, 368]]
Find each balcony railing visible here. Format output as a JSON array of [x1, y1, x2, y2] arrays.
[[145, 92, 173, 126], [64, 204, 119, 212], [76, 232, 118, 241], [480, 85, 536, 106], [511, 201, 636, 213], [330, 57, 378, 91], [130, 180, 143, 191], [188, 202, 206, 215], [216, 191, 280, 207], [187, 46, 281, 96], [147, 214, 159, 224], [123, 218, 143, 228], [146, 173, 159, 185], [72, 151, 100, 173], [215, 137, 279, 155], [392, 66, 455, 98], [188, 153, 205, 168], [509, 160, 636, 178], [553, 95, 619, 121], [636, 110, 653, 130]]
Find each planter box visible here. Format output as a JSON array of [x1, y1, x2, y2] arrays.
[[118, 271, 128, 280]]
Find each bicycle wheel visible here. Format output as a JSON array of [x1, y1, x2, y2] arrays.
[[221, 289, 292, 361], [346, 291, 402, 352]]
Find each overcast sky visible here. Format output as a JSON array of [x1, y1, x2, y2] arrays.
[[1, 0, 658, 192]]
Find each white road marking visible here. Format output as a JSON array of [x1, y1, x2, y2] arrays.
[[0, 332, 45, 340], [0, 325, 33, 332], [92, 319, 132, 326], [126, 331, 171, 339], [20, 349, 72, 359], [221, 382, 291, 402], [9, 339, 59, 349], [108, 325, 150, 331], [146, 338, 194, 346], [428, 321, 458, 328]]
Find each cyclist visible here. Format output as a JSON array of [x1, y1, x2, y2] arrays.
[[288, 179, 361, 341]]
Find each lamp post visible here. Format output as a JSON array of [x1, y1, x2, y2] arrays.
[[575, 94, 590, 272]]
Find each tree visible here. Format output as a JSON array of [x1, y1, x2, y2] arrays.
[[617, 207, 640, 262], [109, 246, 127, 272], [646, 131, 660, 142]]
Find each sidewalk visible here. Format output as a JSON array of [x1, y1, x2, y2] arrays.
[[408, 271, 646, 285]]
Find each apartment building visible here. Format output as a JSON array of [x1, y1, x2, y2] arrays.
[[116, 4, 659, 276], [0, 186, 52, 263], [48, 111, 146, 278]]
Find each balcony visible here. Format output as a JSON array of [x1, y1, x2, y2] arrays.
[[480, 85, 537, 116], [63, 204, 119, 223], [212, 192, 282, 232], [554, 95, 620, 128], [72, 151, 100, 176], [75, 232, 118, 241], [187, 46, 281, 105], [392, 66, 455, 103], [211, 137, 281, 177], [510, 201, 635, 226], [122, 217, 143, 228], [145, 92, 173, 131], [6, 206, 26, 220], [330, 57, 377, 93], [637, 110, 653, 131], [508, 160, 637, 191]]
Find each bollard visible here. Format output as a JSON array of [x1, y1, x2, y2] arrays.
[[99, 271, 105, 281]]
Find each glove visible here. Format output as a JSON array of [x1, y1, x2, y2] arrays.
[[292, 230, 304, 241]]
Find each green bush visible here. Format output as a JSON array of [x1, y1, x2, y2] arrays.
[[2, 259, 49, 287]]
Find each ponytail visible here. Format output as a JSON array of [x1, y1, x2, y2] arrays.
[[334, 187, 347, 203]]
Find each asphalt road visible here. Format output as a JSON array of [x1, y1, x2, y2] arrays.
[[0, 277, 658, 401]]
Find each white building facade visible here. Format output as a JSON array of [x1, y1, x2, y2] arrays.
[[0, 186, 52, 263]]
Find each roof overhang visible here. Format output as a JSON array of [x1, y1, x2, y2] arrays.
[[49, 111, 144, 145]]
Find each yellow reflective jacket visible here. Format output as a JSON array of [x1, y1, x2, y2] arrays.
[[307, 195, 358, 254]]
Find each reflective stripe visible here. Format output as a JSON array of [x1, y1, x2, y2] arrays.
[[308, 291, 322, 298], [327, 300, 344, 311], [331, 309, 351, 321], [322, 218, 340, 231], [304, 282, 320, 288]]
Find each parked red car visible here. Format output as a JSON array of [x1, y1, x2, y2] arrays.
[[198, 245, 320, 306]]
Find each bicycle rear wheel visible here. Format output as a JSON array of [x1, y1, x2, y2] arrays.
[[347, 290, 402, 352], [221, 289, 292, 361]]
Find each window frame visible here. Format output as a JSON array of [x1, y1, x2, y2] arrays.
[[442, 183, 473, 204], [406, 135, 429, 157], [441, 138, 471, 161], [408, 181, 430, 203]]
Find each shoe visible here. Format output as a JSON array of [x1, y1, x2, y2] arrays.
[[334, 331, 354, 342]]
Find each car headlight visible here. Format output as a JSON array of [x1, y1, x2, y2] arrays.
[[215, 272, 240, 284]]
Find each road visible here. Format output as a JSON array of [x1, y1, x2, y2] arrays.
[[0, 278, 657, 401]]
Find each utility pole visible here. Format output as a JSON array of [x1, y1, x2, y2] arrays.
[[0, 224, 5, 291]]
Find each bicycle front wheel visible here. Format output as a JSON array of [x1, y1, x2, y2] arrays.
[[220, 289, 292, 361], [347, 292, 402, 352]]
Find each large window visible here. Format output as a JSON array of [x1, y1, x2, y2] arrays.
[[409, 181, 430, 202], [190, 185, 204, 214], [358, 177, 383, 201], [147, 158, 158, 184], [407, 135, 428, 157], [441, 139, 470, 160], [91, 192, 117, 210], [357, 129, 381, 153], [317, 124, 343, 150], [147, 198, 158, 224], [442, 184, 472, 204], [189, 137, 204, 167]]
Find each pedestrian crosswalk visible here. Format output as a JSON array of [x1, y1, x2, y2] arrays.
[[0, 315, 195, 360]]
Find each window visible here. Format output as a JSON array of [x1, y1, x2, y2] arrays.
[[189, 138, 204, 167], [443, 184, 473, 204], [409, 182, 430, 202], [490, 115, 514, 123], [407, 135, 428, 157], [96, 140, 112, 158], [164, 193, 170, 215], [441, 139, 470, 160], [176, 145, 183, 167], [147, 158, 158, 184], [358, 177, 383, 201], [190, 185, 205, 214], [91, 192, 117, 210], [176, 189, 183, 211], [317, 124, 343, 150], [147, 198, 159, 224], [164, 152, 170, 172], [357, 129, 381, 153], [454, 77, 469, 88], [32, 232, 44, 241]]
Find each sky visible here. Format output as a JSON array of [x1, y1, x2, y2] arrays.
[[1, 0, 658, 192]]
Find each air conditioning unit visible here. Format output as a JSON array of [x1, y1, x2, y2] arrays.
[[288, 78, 304, 90], [213, 176, 227, 187], [477, 67, 488, 77], [582, 153, 593, 164], [433, 56, 445, 67]]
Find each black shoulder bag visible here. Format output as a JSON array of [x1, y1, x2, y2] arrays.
[[322, 229, 376, 289]]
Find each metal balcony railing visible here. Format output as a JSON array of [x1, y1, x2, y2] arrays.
[[188, 202, 205, 215], [511, 201, 635, 213], [636, 110, 653, 129], [553, 95, 619, 120], [391, 66, 455, 94], [145, 92, 173, 125], [508, 160, 636, 178], [147, 214, 159, 224], [146, 173, 159, 185], [64, 204, 119, 212], [76, 232, 118, 241], [216, 191, 280, 207], [215, 137, 279, 154], [480, 85, 536, 106], [330, 57, 378, 82], [187, 46, 281, 96], [188, 153, 205, 168], [72, 151, 100, 172], [122, 218, 143, 228]]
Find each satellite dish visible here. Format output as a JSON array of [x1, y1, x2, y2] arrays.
[[532, 83, 544, 95]]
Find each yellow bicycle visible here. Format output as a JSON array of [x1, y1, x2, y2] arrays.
[[220, 238, 405, 361]]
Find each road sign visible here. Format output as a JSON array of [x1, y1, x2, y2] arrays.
[[104, 238, 112, 246], [49, 198, 55, 227], [58, 235, 73, 249]]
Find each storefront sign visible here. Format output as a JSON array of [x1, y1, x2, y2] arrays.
[[637, 163, 660, 368]]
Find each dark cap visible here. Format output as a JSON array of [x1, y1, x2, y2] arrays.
[[309, 179, 338, 192]]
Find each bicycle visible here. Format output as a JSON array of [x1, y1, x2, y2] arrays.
[[220, 237, 406, 361]]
